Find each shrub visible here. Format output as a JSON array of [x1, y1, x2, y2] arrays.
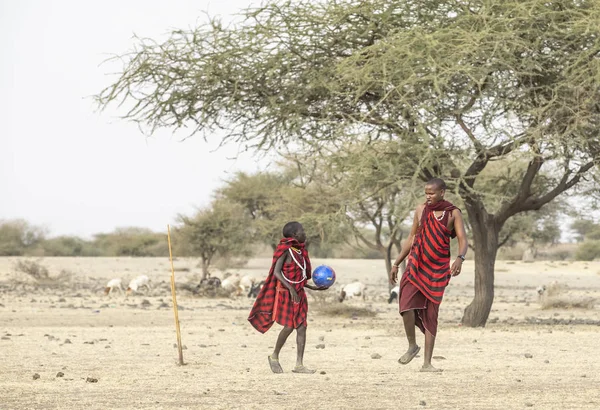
[[0, 219, 46, 256], [575, 240, 600, 261], [14, 259, 72, 286]]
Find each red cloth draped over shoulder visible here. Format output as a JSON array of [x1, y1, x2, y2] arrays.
[[404, 200, 458, 305], [248, 238, 312, 333]]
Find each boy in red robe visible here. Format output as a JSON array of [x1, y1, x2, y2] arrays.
[[390, 178, 469, 372], [248, 221, 326, 374]]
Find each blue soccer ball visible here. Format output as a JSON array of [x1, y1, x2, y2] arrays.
[[312, 265, 336, 289]]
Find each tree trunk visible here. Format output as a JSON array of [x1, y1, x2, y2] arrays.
[[201, 257, 211, 280], [461, 205, 500, 327]]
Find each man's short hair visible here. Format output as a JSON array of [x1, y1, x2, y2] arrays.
[[283, 221, 302, 238], [427, 178, 447, 190]]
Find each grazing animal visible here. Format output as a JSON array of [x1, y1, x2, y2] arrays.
[[126, 275, 151, 295], [104, 278, 123, 295], [248, 280, 266, 298], [536, 280, 594, 309], [388, 285, 400, 304], [339, 281, 367, 302], [221, 273, 242, 295], [200, 276, 221, 288], [536, 280, 562, 299], [194, 276, 221, 295], [239, 275, 256, 294], [536, 280, 570, 305]]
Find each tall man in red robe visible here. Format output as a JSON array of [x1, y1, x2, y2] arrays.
[[390, 178, 469, 372]]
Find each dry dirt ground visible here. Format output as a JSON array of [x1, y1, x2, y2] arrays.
[[1, 257, 599, 410]]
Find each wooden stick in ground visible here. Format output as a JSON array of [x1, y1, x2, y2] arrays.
[[167, 224, 184, 366]]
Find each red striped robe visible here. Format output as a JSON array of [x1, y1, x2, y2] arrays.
[[405, 202, 458, 304], [248, 238, 312, 333]]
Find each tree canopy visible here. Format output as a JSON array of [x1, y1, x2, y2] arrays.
[[98, 0, 600, 326], [176, 200, 254, 277]]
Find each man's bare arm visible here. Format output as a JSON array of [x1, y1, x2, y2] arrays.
[[450, 209, 468, 277], [453, 210, 468, 258]]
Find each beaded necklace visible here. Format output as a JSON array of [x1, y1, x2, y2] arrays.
[[281, 247, 307, 284]]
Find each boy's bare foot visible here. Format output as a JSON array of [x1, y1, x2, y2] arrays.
[[292, 365, 316, 374], [398, 345, 420, 365], [419, 364, 443, 373], [268, 355, 284, 374]]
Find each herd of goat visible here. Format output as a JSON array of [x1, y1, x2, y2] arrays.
[[104, 273, 559, 305], [103, 272, 395, 302]]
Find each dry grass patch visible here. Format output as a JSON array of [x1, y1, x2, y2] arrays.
[[315, 303, 377, 318], [13, 259, 72, 287], [307, 288, 377, 318], [541, 297, 596, 310], [538, 281, 596, 310]]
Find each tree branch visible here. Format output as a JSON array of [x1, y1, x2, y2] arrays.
[[455, 114, 483, 152], [503, 160, 597, 216], [463, 132, 528, 186], [526, 161, 597, 209], [346, 220, 380, 252], [497, 232, 513, 249], [496, 155, 545, 222]]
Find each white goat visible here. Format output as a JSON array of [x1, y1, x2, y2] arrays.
[[339, 281, 367, 302], [126, 275, 151, 295], [104, 278, 123, 295], [536, 280, 563, 300], [221, 273, 242, 296], [239, 275, 256, 294], [388, 285, 400, 304]]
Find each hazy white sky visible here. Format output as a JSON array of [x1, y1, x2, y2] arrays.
[[1, 0, 266, 238]]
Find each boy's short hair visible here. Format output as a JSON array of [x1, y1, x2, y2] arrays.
[[427, 177, 447, 190], [283, 221, 302, 238]]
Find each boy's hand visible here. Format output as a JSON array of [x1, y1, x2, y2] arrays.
[[306, 284, 328, 291], [290, 289, 300, 303]]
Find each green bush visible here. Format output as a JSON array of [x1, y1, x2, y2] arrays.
[[92, 227, 168, 257], [575, 240, 600, 261], [41, 236, 93, 256], [0, 219, 46, 256]]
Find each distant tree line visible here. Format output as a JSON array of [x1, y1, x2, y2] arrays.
[[0, 220, 168, 257], [1, 166, 590, 274]]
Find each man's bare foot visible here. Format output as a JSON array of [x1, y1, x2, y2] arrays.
[[398, 345, 420, 365], [292, 365, 316, 374], [419, 364, 443, 373], [268, 355, 284, 374]]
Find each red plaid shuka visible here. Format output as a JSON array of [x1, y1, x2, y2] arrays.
[[404, 200, 458, 305], [248, 238, 312, 333]]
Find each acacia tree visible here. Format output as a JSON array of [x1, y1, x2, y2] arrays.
[[216, 171, 290, 248], [97, 0, 600, 326], [176, 200, 253, 277], [216, 170, 349, 254]]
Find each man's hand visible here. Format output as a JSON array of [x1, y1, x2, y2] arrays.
[[305, 284, 327, 291], [450, 258, 463, 277], [290, 289, 300, 303], [389, 265, 399, 284]]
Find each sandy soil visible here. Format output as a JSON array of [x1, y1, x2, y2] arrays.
[[1, 257, 599, 410]]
